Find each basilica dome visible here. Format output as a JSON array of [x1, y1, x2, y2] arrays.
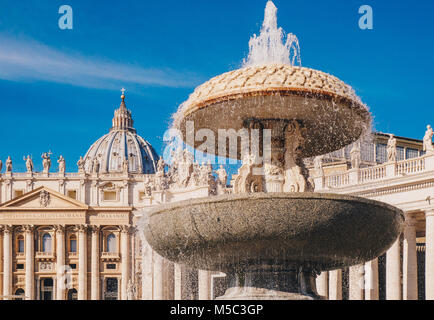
[[83, 92, 159, 174]]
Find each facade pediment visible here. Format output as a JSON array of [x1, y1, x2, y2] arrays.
[[0, 186, 88, 210]]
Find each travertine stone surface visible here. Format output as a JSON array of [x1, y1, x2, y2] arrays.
[[144, 193, 404, 273], [175, 64, 371, 158]]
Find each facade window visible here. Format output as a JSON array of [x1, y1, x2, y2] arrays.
[[42, 233, 52, 253], [376, 143, 387, 164], [396, 146, 405, 161], [67, 190, 77, 200], [17, 235, 24, 253], [14, 190, 24, 198], [106, 263, 116, 270], [69, 264, 77, 269], [16, 264, 24, 270], [361, 142, 375, 163], [406, 148, 419, 160], [103, 191, 117, 201], [107, 234, 116, 253], [69, 235, 77, 253]]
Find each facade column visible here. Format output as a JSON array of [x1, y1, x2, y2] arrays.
[[403, 213, 418, 300], [349, 264, 364, 300], [120, 225, 130, 300], [24, 225, 35, 300], [78, 224, 88, 300], [2, 225, 12, 300], [386, 239, 402, 300], [141, 239, 153, 300], [316, 272, 328, 299], [55, 225, 65, 300], [328, 269, 342, 300], [426, 210, 434, 300], [174, 263, 183, 300], [364, 258, 379, 300], [198, 270, 211, 300], [153, 253, 164, 300], [0, 226, 3, 297], [91, 226, 100, 300]]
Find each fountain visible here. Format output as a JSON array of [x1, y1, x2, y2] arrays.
[[142, 1, 404, 300]]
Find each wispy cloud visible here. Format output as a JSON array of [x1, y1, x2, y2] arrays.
[[0, 34, 199, 89]]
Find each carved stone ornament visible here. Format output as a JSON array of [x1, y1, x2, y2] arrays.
[[39, 190, 51, 207]]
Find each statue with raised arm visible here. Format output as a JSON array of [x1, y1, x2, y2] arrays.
[[58, 155, 66, 174], [424, 125, 434, 154], [41, 151, 52, 174], [6, 156, 12, 172], [24, 155, 33, 173], [77, 156, 85, 173], [387, 134, 397, 162]]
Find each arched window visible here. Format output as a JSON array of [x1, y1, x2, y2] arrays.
[[17, 235, 24, 253], [107, 234, 116, 253], [14, 288, 25, 300], [69, 235, 77, 253], [42, 233, 52, 253]]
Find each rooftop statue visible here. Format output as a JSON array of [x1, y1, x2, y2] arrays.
[[387, 134, 397, 162], [24, 155, 33, 173], [58, 155, 66, 174], [424, 125, 434, 154], [6, 156, 12, 173], [42, 152, 52, 174]]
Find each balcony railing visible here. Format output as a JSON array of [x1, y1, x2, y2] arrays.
[[35, 251, 55, 260], [101, 252, 120, 261], [317, 154, 434, 190]]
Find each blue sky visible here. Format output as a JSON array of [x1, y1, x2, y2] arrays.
[[0, 0, 433, 172]]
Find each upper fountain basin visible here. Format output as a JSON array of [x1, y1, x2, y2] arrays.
[[175, 64, 371, 159], [144, 193, 404, 273]]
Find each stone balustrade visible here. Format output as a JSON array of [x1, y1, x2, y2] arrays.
[[316, 153, 434, 191]]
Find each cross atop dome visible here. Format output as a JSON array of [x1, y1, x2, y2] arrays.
[[121, 87, 126, 100]]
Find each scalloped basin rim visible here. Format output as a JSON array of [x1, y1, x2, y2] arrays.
[[144, 192, 405, 271], [147, 192, 404, 218]]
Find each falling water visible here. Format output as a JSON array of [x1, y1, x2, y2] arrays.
[[243, 1, 301, 67]]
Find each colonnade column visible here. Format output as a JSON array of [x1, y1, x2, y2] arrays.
[[364, 258, 379, 300], [153, 253, 164, 300], [2, 225, 12, 300], [316, 272, 328, 299], [328, 269, 342, 300], [78, 224, 88, 300], [24, 225, 35, 300], [121, 225, 130, 300], [425, 210, 434, 300], [91, 226, 100, 300], [198, 270, 211, 300], [386, 239, 402, 300], [349, 264, 364, 300], [403, 213, 418, 300], [55, 225, 65, 300]]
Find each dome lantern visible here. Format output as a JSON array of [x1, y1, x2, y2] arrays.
[[83, 89, 159, 174]]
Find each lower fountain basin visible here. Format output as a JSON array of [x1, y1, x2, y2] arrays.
[[144, 193, 404, 273]]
